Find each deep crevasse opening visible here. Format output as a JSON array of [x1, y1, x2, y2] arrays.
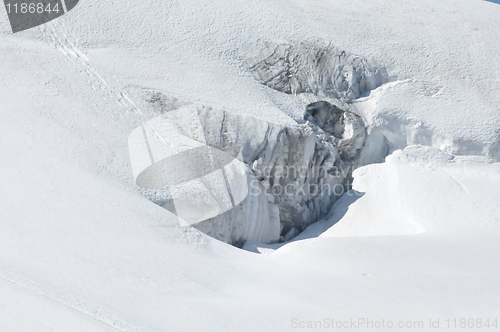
[[130, 40, 499, 248]]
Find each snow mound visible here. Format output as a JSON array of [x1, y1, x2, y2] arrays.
[[354, 80, 500, 162], [322, 145, 500, 238]]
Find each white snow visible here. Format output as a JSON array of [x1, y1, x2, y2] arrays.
[[1, 0, 500, 330]]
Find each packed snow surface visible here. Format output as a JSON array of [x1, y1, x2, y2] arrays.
[[0, 0, 499, 331]]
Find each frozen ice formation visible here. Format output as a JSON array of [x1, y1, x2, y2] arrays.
[[305, 101, 366, 162], [130, 101, 367, 245], [246, 40, 389, 101], [128, 105, 249, 227]]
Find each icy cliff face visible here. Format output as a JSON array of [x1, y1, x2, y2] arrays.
[[128, 105, 250, 227], [192, 102, 366, 243], [246, 41, 389, 101], [305, 101, 366, 162], [130, 99, 366, 245]]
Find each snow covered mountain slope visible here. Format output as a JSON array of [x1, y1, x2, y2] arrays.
[[0, 0, 499, 330]]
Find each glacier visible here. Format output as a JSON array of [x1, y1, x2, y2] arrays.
[[1, 0, 500, 330]]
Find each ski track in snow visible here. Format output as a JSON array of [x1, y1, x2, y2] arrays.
[[0, 270, 142, 332], [40, 21, 175, 151]]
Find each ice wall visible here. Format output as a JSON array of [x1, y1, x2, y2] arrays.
[[129, 102, 367, 245], [246, 40, 389, 101], [195, 102, 366, 243]]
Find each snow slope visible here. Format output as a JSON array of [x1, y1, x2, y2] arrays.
[[0, 0, 500, 330]]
